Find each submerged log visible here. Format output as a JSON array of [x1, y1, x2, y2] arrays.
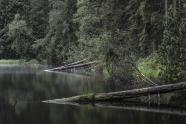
[[43, 82, 186, 104]]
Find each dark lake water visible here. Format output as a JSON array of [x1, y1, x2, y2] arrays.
[[0, 65, 186, 124]]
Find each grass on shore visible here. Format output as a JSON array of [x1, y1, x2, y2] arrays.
[[0, 59, 39, 65]]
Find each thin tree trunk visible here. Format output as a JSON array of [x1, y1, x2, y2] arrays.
[[165, 0, 168, 25], [173, 0, 177, 16]]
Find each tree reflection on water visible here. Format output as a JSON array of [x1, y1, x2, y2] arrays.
[[0, 65, 186, 124]]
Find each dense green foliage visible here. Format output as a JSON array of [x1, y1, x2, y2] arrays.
[[137, 53, 161, 80], [0, 0, 185, 83]]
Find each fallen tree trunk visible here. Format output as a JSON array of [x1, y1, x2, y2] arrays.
[[50, 61, 98, 72], [43, 82, 186, 104], [44, 59, 88, 71]]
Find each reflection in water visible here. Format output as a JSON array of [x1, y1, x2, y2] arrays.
[[0, 65, 185, 124]]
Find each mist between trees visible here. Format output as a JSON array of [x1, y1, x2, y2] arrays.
[[0, 0, 186, 84]]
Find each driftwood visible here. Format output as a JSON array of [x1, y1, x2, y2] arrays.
[[43, 82, 186, 104], [45, 59, 88, 71], [45, 61, 98, 72], [56, 61, 97, 70]]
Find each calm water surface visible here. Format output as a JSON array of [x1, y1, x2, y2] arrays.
[[0, 65, 186, 124]]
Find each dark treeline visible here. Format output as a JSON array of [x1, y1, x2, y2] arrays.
[[0, 0, 186, 83]]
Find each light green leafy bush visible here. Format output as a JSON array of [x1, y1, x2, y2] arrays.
[[137, 53, 161, 79]]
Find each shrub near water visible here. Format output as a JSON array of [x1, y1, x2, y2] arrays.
[[137, 52, 186, 83], [136, 53, 161, 81]]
